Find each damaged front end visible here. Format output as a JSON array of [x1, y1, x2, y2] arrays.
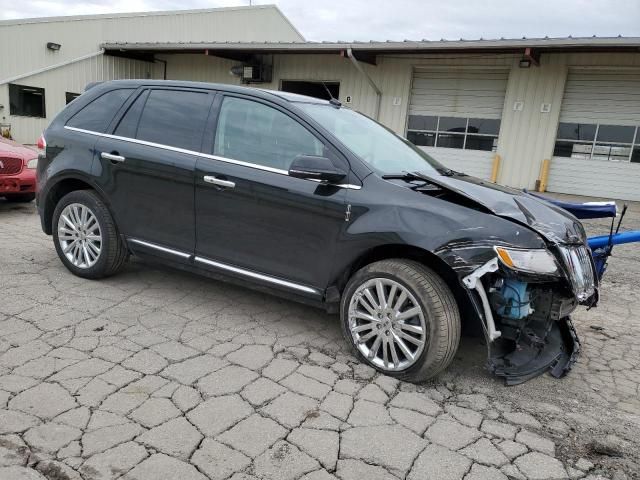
[[462, 245, 597, 385]]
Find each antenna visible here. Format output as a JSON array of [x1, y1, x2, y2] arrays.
[[320, 81, 341, 106]]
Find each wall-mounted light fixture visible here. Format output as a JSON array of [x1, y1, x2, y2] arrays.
[[519, 58, 532, 68], [46, 42, 61, 51]]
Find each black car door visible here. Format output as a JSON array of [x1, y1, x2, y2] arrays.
[[94, 87, 214, 259], [194, 94, 350, 297]]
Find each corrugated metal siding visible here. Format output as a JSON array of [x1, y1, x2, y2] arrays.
[[559, 70, 640, 125], [420, 147, 495, 179], [547, 67, 640, 201], [2, 55, 155, 144], [0, 6, 302, 81], [409, 68, 508, 118], [548, 157, 640, 201]]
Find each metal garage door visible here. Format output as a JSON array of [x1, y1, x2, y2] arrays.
[[548, 69, 640, 201], [406, 68, 508, 179]]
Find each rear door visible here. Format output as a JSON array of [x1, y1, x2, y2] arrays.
[[194, 94, 349, 296], [94, 87, 214, 259]]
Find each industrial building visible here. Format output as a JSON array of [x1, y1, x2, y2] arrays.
[[1, 5, 639, 200]]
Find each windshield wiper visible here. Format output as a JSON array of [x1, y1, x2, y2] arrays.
[[381, 172, 424, 180]]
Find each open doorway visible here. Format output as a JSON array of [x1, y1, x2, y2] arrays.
[[280, 80, 340, 101]]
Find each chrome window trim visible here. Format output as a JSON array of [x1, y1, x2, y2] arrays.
[[128, 238, 191, 259], [64, 125, 361, 189], [194, 256, 321, 295]]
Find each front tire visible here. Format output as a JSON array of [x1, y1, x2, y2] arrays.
[[52, 190, 127, 279], [340, 259, 460, 382]]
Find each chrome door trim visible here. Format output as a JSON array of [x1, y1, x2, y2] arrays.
[[203, 175, 236, 188], [100, 152, 126, 162], [128, 238, 191, 259], [65, 126, 361, 189], [194, 255, 321, 295]]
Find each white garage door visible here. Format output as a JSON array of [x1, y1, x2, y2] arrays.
[[406, 68, 508, 179], [548, 69, 640, 201]]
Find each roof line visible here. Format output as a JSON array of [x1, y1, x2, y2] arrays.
[[0, 4, 278, 26], [271, 5, 306, 42]]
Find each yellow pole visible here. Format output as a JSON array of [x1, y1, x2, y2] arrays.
[[538, 159, 550, 192], [490, 154, 501, 183]]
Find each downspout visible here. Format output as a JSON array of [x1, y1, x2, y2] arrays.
[[0, 49, 105, 86], [345, 48, 381, 120]]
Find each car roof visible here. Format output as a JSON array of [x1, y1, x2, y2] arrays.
[[91, 79, 332, 105]]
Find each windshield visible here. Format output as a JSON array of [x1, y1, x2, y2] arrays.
[[297, 103, 446, 175]]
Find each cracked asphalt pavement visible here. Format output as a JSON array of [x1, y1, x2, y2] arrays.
[[0, 194, 639, 480]]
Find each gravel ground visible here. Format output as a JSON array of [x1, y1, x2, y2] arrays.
[[0, 193, 638, 480]]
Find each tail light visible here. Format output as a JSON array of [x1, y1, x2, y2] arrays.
[[37, 133, 46, 150]]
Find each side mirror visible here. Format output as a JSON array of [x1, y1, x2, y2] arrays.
[[288, 155, 347, 184]]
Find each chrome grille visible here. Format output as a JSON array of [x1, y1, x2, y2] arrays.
[[0, 156, 23, 175], [559, 245, 596, 301]]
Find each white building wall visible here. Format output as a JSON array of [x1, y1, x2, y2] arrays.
[[0, 6, 303, 143]]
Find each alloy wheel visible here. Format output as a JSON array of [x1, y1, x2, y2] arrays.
[[57, 203, 102, 269], [348, 277, 427, 371]]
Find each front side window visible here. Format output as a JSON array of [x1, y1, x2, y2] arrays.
[[214, 97, 324, 171], [135, 89, 212, 151], [554, 122, 639, 162], [9, 84, 46, 118], [67, 89, 134, 133], [406, 115, 501, 152]]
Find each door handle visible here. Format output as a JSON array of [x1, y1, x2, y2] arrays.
[[204, 175, 235, 189], [101, 152, 126, 163]]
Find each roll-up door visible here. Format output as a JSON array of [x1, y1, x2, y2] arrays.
[[406, 68, 508, 179], [548, 69, 640, 201]]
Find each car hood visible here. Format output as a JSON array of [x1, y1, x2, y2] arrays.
[[0, 137, 38, 160], [418, 172, 586, 245]]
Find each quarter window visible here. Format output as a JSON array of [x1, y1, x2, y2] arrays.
[[554, 122, 639, 162], [9, 84, 46, 118], [135, 89, 212, 151], [407, 115, 500, 152], [67, 89, 134, 133], [214, 97, 324, 170]]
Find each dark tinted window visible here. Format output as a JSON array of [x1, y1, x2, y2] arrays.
[[136, 89, 211, 151], [596, 124, 635, 143], [67, 89, 134, 133], [466, 135, 497, 151], [114, 91, 149, 139], [406, 131, 435, 147], [9, 84, 46, 117], [557, 123, 596, 141], [468, 118, 500, 135], [214, 97, 323, 170], [65, 92, 81, 105], [407, 115, 438, 131], [436, 133, 464, 149], [438, 117, 467, 133]]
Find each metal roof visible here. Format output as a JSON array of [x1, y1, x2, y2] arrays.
[[102, 36, 640, 55]]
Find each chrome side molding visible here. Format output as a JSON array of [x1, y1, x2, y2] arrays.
[[126, 236, 321, 296], [194, 256, 321, 295]]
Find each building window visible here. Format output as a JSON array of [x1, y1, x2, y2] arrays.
[[554, 122, 639, 163], [66, 92, 81, 104], [9, 84, 46, 118], [407, 115, 500, 152]]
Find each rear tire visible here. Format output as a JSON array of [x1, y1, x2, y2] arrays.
[[5, 193, 35, 202], [52, 190, 127, 279], [340, 259, 460, 382]]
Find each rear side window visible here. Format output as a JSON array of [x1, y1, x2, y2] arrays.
[[135, 89, 211, 151], [114, 91, 149, 139], [67, 89, 134, 133]]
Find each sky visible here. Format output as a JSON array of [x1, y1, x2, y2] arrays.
[[1, 0, 639, 41]]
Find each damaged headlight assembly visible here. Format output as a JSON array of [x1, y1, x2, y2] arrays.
[[494, 246, 559, 275]]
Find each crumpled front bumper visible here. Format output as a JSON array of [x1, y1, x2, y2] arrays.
[[0, 168, 36, 195], [488, 316, 581, 386]]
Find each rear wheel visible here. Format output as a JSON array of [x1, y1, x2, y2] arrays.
[[340, 259, 460, 382], [5, 193, 35, 202], [52, 190, 127, 279]]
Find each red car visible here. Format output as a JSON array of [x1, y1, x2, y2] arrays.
[[0, 136, 38, 202]]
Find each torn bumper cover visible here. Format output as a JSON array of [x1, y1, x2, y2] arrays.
[[463, 257, 587, 386]]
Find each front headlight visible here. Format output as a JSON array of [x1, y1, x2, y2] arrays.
[[27, 158, 38, 169], [494, 246, 558, 275]]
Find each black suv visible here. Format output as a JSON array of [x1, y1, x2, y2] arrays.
[[37, 80, 597, 384]]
